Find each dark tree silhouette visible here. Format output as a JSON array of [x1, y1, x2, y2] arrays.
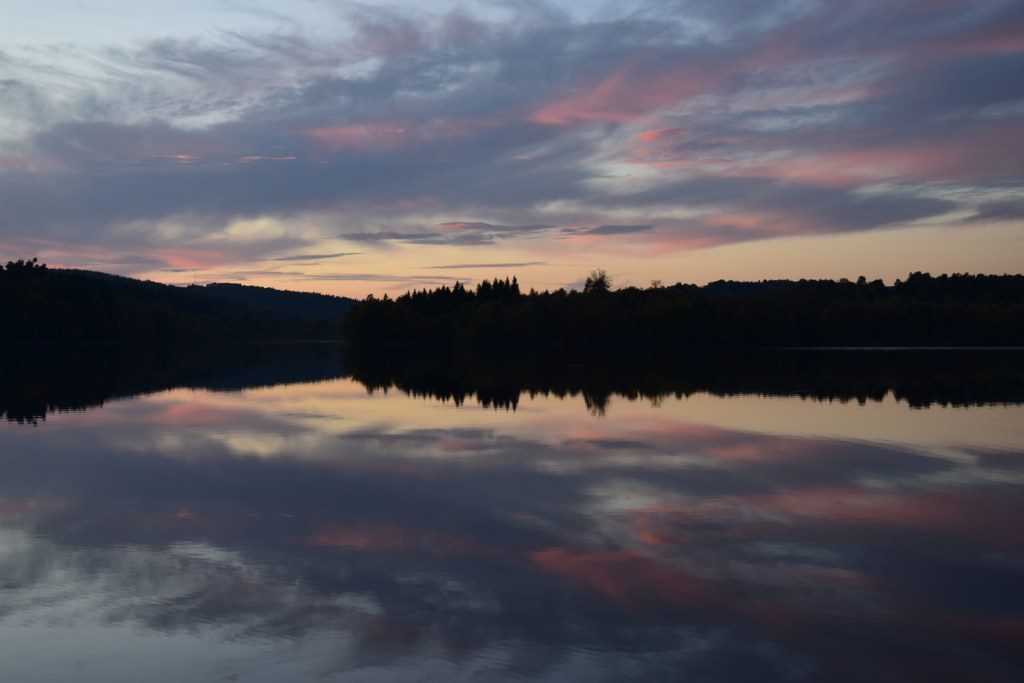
[[0, 260, 355, 343], [4, 257, 47, 274], [343, 272, 1024, 351], [583, 269, 611, 294]]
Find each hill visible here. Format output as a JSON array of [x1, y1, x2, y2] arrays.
[[195, 282, 355, 320], [0, 259, 356, 343]]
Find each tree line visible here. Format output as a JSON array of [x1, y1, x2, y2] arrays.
[[4, 259, 1022, 347], [0, 259, 354, 342], [343, 270, 1024, 349]]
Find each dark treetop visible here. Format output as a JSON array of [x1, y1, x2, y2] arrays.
[[343, 273, 1024, 350]]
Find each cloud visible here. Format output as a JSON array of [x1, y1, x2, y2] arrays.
[[298, 273, 461, 283], [968, 199, 1024, 223], [424, 261, 547, 269], [595, 177, 956, 241], [265, 251, 361, 261], [341, 222, 556, 245], [92, 254, 171, 267], [581, 224, 656, 235], [0, 0, 1020, 275], [436, 222, 554, 234], [341, 230, 496, 246]]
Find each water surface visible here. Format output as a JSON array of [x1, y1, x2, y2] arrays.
[[1, 348, 1022, 681]]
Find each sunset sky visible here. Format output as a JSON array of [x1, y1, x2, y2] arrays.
[[1, 0, 1022, 297]]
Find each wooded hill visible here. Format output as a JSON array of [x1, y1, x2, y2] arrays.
[[0, 259, 356, 342]]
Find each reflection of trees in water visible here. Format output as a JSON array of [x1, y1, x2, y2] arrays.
[[584, 393, 608, 417], [0, 344, 346, 424], [346, 348, 1024, 414], [2, 346, 1023, 423]]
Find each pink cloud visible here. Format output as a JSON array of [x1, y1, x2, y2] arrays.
[[236, 155, 298, 164], [396, 195, 440, 209], [527, 25, 883, 130], [152, 154, 200, 164], [635, 127, 688, 143], [302, 114, 510, 153], [625, 118, 1024, 188], [303, 123, 412, 152], [0, 155, 38, 172], [738, 125, 1024, 187], [147, 248, 237, 270], [0, 239, 237, 274], [100, 135, 240, 168], [529, 60, 720, 126]]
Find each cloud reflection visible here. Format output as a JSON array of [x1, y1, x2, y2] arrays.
[[1, 366, 1023, 680]]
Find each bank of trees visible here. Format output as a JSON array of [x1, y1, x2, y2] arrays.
[[0, 260, 354, 342], [343, 272, 1024, 349], [4, 259, 1021, 348]]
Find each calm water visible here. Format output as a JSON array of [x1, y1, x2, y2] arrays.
[[1, 348, 1023, 682]]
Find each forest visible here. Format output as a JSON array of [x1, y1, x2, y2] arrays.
[[4, 259, 1022, 348], [343, 270, 1024, 349], [0, 259, 355, 342]]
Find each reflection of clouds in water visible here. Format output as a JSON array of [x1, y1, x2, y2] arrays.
[[0, 528, 797, 681], [1, 382, 1023, 680]]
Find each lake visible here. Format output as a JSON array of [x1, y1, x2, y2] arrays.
[[1, 347, 1022, 681]]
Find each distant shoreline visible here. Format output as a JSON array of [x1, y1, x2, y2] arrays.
[[343, 274, 1024, 351], [780, 346, 1024, 351], [4, 263, 1023, 348]]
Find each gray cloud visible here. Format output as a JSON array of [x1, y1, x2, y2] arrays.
[[82, 254, 171, 267], [968, 199, 1024, 223], [298, 273, 461, 283], [436, 222, 554, 234], [265, 251, 362, 261], [582, 224, 656, 235], [341, 223, 556, 245], [341, 230, 495, 246], [0, 0, 1020, 266], [425, 261, 546, 269]]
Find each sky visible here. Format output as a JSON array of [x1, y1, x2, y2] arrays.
[[1, 0, 1022, 297]]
